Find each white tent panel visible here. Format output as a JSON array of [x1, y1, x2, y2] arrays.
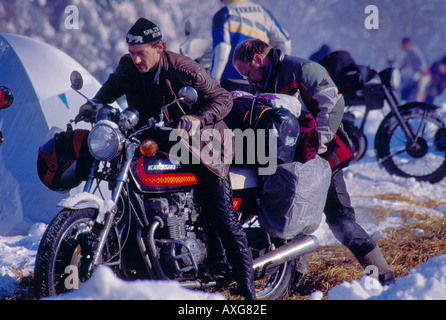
[[0, 33, 105, 235]]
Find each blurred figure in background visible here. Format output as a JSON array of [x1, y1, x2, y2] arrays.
[[399, 37, 427, 102], [211, 0, 291, 91], [423, 54, 446, 104]]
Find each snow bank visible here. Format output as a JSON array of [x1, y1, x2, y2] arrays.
[[310, 254, 446, 300], [0, 223, 46, 278], [46, 266, 225, 300], [0, 223, 46, 299]]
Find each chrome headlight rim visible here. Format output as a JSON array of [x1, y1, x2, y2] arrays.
[[390, 68, 401, 90], [380, 68, 401, 90], [118, 107, 140, 131], [87, 120, 125, 161]]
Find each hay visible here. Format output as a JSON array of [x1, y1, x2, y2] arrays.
[[215, 192, 446, 300], [286, 212, 446, 300]]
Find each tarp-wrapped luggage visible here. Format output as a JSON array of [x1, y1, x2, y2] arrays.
[[259, 155, 331, 239], [225, 92, 301, 167]]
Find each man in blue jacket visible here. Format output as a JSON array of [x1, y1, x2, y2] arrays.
[[211, 0, 291, 91]]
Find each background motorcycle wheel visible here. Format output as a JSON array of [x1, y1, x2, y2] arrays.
[[375, 105, 446, 183], [342, 116, 368, 163], [34, 208, 121, 298], [348, 129, 368, 163], [254, 259, 296, 299]]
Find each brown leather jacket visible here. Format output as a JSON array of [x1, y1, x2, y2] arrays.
[[94, 50, 234, 178]]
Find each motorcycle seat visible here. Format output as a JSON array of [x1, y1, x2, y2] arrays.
[[229, 166, 258, 190]]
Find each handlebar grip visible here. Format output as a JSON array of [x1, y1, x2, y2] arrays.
[[74, 108, 91, 123]]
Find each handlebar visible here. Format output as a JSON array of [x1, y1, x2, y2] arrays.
[[128, 117, 175, 141]]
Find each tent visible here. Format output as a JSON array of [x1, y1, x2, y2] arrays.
[[0, 33, 103, 235]]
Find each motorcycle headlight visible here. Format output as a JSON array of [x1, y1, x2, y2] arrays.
[[119, 108, 140, 131], [380, 68, 401, 90], [390, 69, 401, 89], [88, 120, 125, 161]]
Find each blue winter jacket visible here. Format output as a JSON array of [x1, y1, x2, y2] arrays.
[[211, 0, 291, 84]]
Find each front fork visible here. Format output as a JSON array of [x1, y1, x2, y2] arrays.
[[384, 86, 418, 143], [88, 141, 138, 273]]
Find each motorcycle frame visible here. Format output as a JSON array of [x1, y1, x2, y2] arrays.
[[76, 131, 205, 282]]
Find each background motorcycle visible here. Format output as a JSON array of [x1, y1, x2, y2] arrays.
[[34, 71, 319, 300], [0, 86, 14, 146], [320, 51, 446, 184], [179, 20, 212, 71]]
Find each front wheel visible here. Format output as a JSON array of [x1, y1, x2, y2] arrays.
[[34, 208, 121, 298], [375, 105, 446, 183]]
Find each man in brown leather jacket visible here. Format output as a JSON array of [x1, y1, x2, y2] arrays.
[[93, 18, 256, 299]]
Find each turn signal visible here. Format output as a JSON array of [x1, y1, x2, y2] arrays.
[[140, 139, 158, 157]]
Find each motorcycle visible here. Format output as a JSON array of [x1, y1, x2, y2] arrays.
[[320, 51, 446, 183], [34, 71, 320, 300], [0, 86, 14, 146]]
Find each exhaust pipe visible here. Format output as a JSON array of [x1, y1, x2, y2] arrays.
[[252, 235, 319, 271]]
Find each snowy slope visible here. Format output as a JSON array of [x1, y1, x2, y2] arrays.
[[1, 0, 445, 82]]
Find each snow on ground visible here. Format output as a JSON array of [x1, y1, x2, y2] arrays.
[[1, 105, 446, 300], [45, 266, 225, 300], [326, 254, 446, 300]]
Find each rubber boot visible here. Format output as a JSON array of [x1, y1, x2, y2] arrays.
[[356, 245, 395, 286]]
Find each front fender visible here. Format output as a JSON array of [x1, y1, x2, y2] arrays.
[[57, 192, 103, 210], [398, 102, 440, 112], [57, 192, 116, 223]]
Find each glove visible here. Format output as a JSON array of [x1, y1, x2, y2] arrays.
[[74, 100, 102, 123], [177, 115, 201, 136]]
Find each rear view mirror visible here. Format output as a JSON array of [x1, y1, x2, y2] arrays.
[[70, 71, 84, 90], [184, 21, 191, 37], [178, 86, 198, 105], [0, 86, 14, 110]]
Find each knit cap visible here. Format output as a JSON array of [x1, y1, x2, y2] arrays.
[[126, 18, 162, 44]]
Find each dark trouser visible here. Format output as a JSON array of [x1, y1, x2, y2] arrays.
[[323, 164, 395, 285], [194, 166, 256, 300], [324, 168, 376, 257]]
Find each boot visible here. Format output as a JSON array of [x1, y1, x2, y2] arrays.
[[196, 169, 256, 299], [203, 229, 232, 283], [227, 248, 256, 300], [356, 245, 395, 286]]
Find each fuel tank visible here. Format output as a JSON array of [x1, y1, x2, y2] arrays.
[[130, 150, 199, 193]]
